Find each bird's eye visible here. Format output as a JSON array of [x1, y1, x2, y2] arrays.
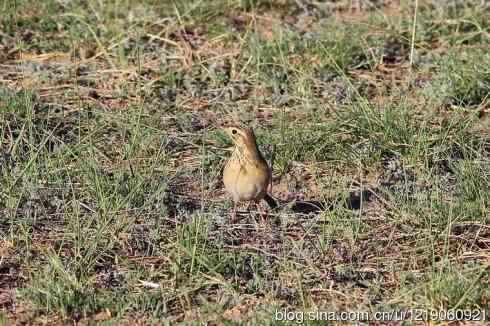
[[232, 129, 237, 135]]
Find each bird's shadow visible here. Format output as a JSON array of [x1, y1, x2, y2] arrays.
[[288, 189, 375, 215]]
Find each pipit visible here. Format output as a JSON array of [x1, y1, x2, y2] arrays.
[[223, 126, 277, 221]]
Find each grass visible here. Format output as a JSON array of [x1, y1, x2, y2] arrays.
[[1, 0, 489, 324]]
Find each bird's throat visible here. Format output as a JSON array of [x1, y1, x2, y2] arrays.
[[233, 143, 264, 169]]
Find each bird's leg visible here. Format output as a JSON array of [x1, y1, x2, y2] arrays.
[[256, 200, 268, 224], [246, 201, 254, 219], [230, 202, 238, 223]]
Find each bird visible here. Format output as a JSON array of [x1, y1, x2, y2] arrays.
[[223, 125, 277, 221]]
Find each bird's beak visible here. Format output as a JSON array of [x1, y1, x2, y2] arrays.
[[223, 127, 232, 137]]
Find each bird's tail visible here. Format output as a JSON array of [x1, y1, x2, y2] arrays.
[[263, 193, 278, 209]]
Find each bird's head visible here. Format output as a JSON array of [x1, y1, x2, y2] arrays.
[[224, 126, 256, 149]]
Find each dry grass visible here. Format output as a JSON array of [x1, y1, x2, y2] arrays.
[[1, 0, 489, 324]]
